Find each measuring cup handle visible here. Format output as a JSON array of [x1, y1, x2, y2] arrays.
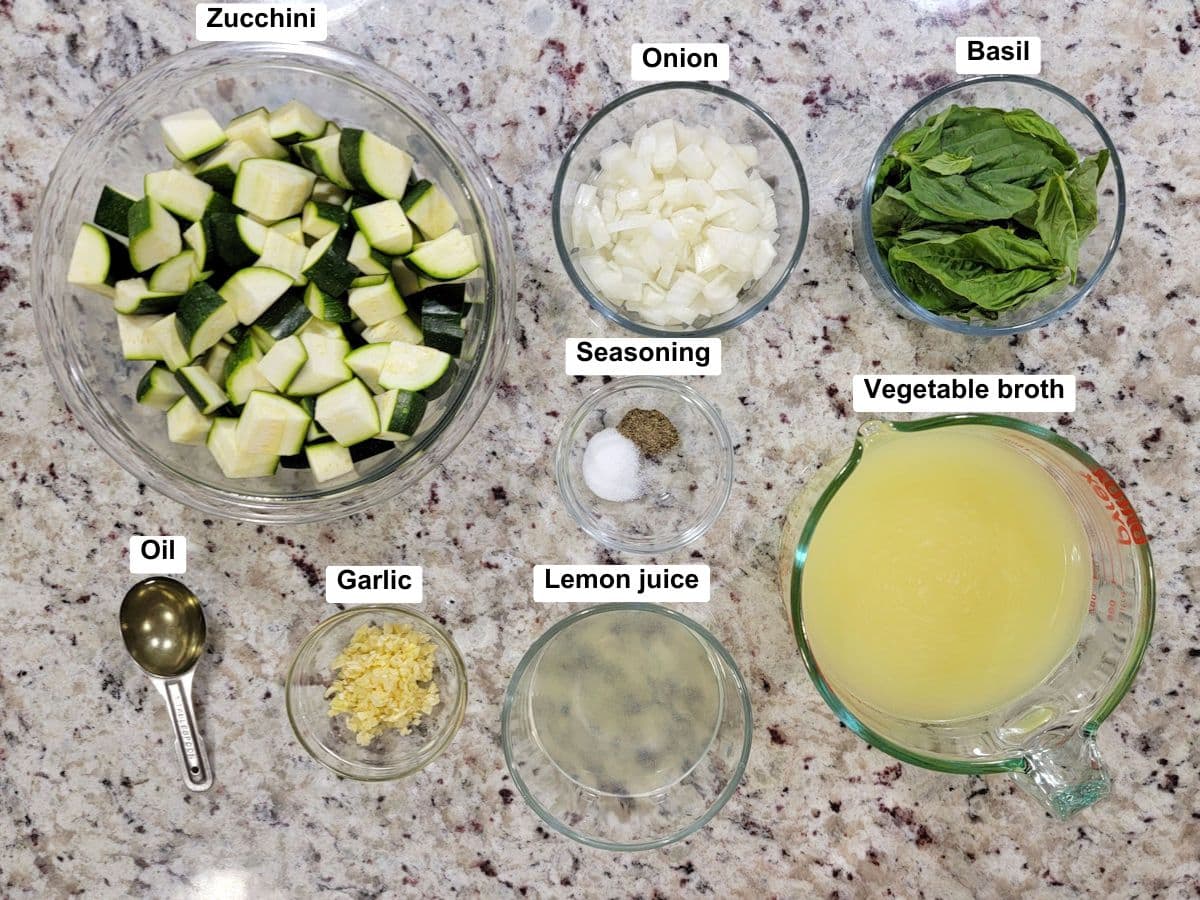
[[1010, 731, 1109, 818], [154, 671, 213, 792]]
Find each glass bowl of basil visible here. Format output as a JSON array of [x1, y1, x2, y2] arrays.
[[857, 75, 1124, 335]]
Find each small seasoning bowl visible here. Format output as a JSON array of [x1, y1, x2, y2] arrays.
[[555, 377, 734, 553], [285, 606, 467, 781]]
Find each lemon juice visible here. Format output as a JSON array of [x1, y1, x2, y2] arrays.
[[802, 427, 1091, 722], [529, 608, 722, 795]]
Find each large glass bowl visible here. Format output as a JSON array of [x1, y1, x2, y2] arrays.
[[285, 606, 467, 781], [33, 42, 514, 522], [856, 75, 1125, 336], [553, 82, 808, 337]]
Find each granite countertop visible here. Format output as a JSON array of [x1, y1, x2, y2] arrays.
[[1, 2, 1197, 897]]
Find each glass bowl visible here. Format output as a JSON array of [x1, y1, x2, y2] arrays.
[[33, 42, 514, 522], [552, 82, 808, 337], [285, 606, 467, 781], [555, 377, 733, 554], [856, 75, 1125, 336], [500, 604, 753, 851]]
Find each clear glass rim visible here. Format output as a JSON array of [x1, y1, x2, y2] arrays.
[[554, 376, 734, 554], [499, 603, 754, 851], [788, 413, 1155, 774], [859, 74, 1127, 337], [32, 41, 514, 523], [551, 81, 809, 337], [284, 605, 468, 781]]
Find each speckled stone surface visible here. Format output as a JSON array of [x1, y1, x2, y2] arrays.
[[1, 2, 1198, 897]]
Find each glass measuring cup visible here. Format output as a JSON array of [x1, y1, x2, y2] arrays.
[[778, 415, 1154, 818]]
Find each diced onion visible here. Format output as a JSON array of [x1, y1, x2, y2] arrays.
[[569, 118, 781, 326]]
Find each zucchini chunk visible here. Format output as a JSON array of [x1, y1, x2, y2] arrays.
[[315, 378, 379, 446], [305, 441, 356, 482], [166, 396, 212, 445], [352, 200, 414, 255], [401, 179, 457, 239], [378, 342, 453, 393], [128, 197, 183, 273], [136, 363, 185, 410], [338, 128, 413, 199], [207, 417, 278, 478], [175, 282, 238, 358], [94, 186, 136, 237], [375, 388, 427, 440], [68, 223, 129, 297], [404, 229, 478, 281], [160, 108, 226, 162], [232, 159, 317, 221], [219, 266, 293, 325]]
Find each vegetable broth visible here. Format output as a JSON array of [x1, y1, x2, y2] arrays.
[[802, 428, 1091, 722]]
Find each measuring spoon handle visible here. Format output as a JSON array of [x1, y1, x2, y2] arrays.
[[153, 670, 213, 792]]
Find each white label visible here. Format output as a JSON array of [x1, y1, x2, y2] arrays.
[[534, 565, 709, 604], [852, 374, 1075, 413], [196, 3, 328, 42], [565, 338, 721, 376], [955, 36, 1041, 74], [129, 536, 187, 574], [630, 43, 730, 81], [325, 566, 423, 604]]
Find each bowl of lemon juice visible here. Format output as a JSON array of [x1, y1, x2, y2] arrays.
[[779, 415, 1154, 818]]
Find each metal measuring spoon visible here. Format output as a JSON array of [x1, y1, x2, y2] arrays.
[[120, 577, 213, 792]]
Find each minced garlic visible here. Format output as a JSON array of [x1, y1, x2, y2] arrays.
[[326, 622, 441, 746]]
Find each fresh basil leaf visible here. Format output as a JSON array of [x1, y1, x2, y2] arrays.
[[1064, 150, 1108, 241], [1003, 109, 1079, 167], [909, 169, 1036, 221], [886, 251, 975, 315], [892, 106, 955, 161], [1034, 174, 1081, 278], [871, 186, 958, 235], [892, 238, 1059, 310], [921, 152, 973, 175]]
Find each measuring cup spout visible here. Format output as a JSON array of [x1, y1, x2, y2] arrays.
[[1011, 730, 1110, 818]]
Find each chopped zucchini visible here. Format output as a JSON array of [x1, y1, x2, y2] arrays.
[[182, 221, 209, 270], [375, 388, 427, 440], [223, 333, 276, 405], [378, 342, 452, 393], [175, 282, 238, 358], [175, 364, 228, 414], [347, 275, 405, 326], [147, 313, 192, 371], [210, 213, 270, 269], [166, 396, 212, 445], [232, 158, 316, 221], [301, 200, 348, 239], [362, 314, 422, 345], [421, 316, 465, 355], [295, 133, 353, 190], [113, 277, 181, 315], [202, 341, 232, 383], [195, 139, 258, 194], [207, 417, 278, 478], [219, 266, 293, 325], [259, 334, 308, 393], [268, 100, 326, 145], [236, 390, 311, 456], [302, 229, 357, 295], [305, 441, 356, 482], [160, 109, 226, 162], [347, 230, 391, 276], [338, 128, 413, 199], [315, 378, 379, 446], [144, 169, 215, 222], [404, 229, 478, 281], [304, 281, 353, 323], [401, 179, 457, 239], [136, 363, 185, 410], [255, 229, 308, 286], [148, 250, 201, 294], [272, 217, 305, 244], [223, 108, 289, 160], [128, 197, 183, 272], [94, 186, 136, 237], [117, 314, 162, 361], [352, 200, 413, 255], [249, 292, 311, 349], [287, 332, 352, 396], [344, 342, 390, 392], [68, 223, 128, 297]]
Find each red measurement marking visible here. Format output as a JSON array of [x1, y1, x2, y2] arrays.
[[1079, 467, 1148, 546]]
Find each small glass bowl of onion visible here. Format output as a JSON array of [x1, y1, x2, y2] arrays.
[[552, 83, 809, 337]]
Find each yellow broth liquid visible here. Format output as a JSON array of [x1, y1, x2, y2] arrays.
[[530, 609, 722, 795], [801, 429, 1091, 722]]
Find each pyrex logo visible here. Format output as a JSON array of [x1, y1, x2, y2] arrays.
[[1081, 468, 1148, 546]]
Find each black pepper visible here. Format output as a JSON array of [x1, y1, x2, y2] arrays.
[[617, 408, 679, 457]]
